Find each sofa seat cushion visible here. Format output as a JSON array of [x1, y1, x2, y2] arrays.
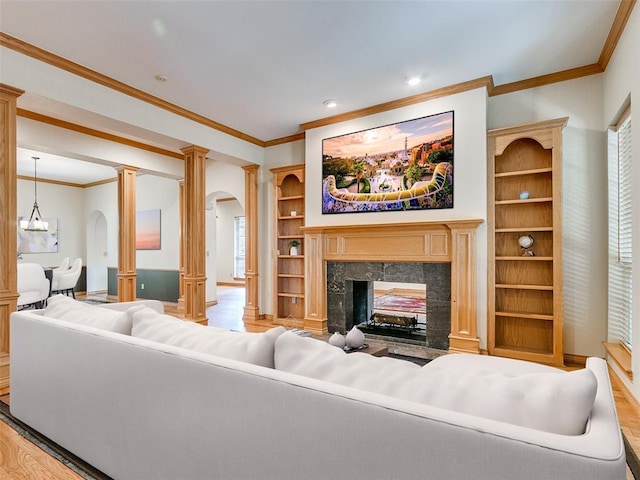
[[131, 307, 285, 368], [43, 294, 136, 334], [274, 332, 597, 435]]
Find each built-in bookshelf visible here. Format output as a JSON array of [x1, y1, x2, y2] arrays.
[[487, 118, 567, 366], [271, 164, 305, 326]]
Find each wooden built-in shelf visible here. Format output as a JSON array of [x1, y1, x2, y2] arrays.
[[271, 164, 306, 324], [495, 227, 553, 233], [495, 197, 553, 205], [496, 284, 554, 290], [488, 117, 567, 366], [494, 167, 553, 177], [496, 256, 554, 261], [279, 195, 304, 201]]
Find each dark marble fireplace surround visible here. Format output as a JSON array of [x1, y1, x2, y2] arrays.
[[326, 261, 451, 350]]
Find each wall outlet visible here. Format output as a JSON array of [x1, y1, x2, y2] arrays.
[[141, 283, 145, 290]]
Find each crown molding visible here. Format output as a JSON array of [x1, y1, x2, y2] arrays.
[[1, 0, 635, 146], [300, 76, 493, 132], [1, 32, 265, 147], [17, 109, 183, 160]]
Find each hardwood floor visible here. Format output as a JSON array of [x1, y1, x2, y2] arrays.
[[1, 287, 639, 479]]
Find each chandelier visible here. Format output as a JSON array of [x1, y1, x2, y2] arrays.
[[20, 156, 49, 232]]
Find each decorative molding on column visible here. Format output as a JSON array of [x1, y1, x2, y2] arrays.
[[242, 164, 260, 324], [0, 84, 23, 389], [303, 232, 327, 334], [177, 179, 186, 313], [115, 166, 138, 302], [181, 146, 208, 323], [447, 222, 480, 354]]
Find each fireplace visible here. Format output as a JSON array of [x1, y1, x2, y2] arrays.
[[327, 262, 451, 350], [301, 220, 482, 354]]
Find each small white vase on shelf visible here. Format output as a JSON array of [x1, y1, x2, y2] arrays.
[[290, 246, 298, 256], [328, 332, 346, 348], [346, 326, 365, 348]]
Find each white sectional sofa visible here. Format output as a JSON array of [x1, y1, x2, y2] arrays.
[[9, 297, 626, 480]]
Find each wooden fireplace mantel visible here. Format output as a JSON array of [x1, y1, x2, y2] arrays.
[[301, 219, 483, 354]]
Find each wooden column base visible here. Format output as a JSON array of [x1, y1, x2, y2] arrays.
[[117, 273, 137, 303], [448, 335, 480, 354], [303, 317, 327, 335], [0, 353, 9, 390], [184, 275, 207, 323]]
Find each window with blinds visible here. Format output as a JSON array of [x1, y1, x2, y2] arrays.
[[234, 216, 246, 279], [608, 106, 632, 349]]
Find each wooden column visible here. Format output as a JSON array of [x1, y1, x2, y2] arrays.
[[242, 165, 260, 324], [181, 146, 208, 323], [116, 166, 138, 302], [0, 84, 23, 389], [176, 179, 186, 312], [447, 222, 480, 354]]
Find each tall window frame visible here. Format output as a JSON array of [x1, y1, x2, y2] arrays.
[[608, 105, 632, 353], [233, 216, 246, 279]]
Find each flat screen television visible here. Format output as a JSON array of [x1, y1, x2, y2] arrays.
[[322, 110, 453, 214]]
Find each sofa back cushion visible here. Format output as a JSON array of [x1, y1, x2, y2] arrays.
[[274, 332, 597, 435], [131, 307, 285, 368], [43, 294, 136, 335]]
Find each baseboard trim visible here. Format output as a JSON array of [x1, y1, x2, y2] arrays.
[[608, 365, 640, 419]]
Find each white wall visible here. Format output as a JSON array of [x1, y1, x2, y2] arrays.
[[488, 74, 607, 358], [135, 174, 180, 270], [17, 178, 85, 268], [304, 87, 489, 347], [602, 5, 640, 399]]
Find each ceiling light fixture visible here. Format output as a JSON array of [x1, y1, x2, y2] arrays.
[[323, 99, 338, 109], [155, 74, 168, 82], [20, 156, 48, 232], [406, 76, 421, 86]]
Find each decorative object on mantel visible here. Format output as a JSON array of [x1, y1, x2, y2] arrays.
[[328, 331, 346, 348], [288, 240, 300, 256], [519, 190, 530, 200], [20, 156, 48, 232], [346, 326, 365, 348], [518, 234, 535, 256]]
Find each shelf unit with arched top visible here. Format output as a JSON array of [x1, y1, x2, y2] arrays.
[[271, 164, 305, 327], [487, 118, 568, 366]]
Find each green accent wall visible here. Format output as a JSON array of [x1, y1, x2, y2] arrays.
[[107, 268, 180, 302]]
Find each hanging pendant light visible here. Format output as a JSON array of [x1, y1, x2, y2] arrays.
[[20, 156, 49, 232]]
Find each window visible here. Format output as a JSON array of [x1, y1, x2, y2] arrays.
[[608, 106, 632, 350], [234, 216, 245, 279]]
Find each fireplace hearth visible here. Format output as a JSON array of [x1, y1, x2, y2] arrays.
[[327, 262, 451, 350]]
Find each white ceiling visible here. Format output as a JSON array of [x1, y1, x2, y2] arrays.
[[1, 0, 622, 184]]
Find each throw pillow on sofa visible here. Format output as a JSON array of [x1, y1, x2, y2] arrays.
[[274, 332, 597, 435], [131, 306, 286, 368], [43, 294, 136, 335]]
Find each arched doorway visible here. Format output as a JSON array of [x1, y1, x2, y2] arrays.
[[86, 210, 108, 293]]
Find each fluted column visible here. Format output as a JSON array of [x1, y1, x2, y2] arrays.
[[242, 165, 260, 324], [0, 84, 23, 389], [181, 146, 208, 323], [116, 166, 138, 302]]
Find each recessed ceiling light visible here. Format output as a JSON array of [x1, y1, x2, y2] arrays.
[[155, 74, 168, 82], [406, 76, 421, 86], [323, 99, 338, 109]]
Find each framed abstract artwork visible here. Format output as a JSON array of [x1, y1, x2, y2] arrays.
[[136, 209, 161, 250]]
